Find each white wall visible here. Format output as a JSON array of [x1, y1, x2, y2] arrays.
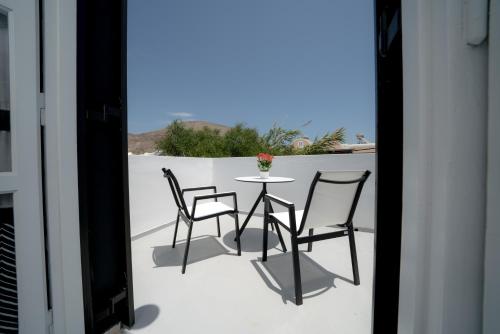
[[399, 0, 488, 333], [128, 154, 375, 237], [128, 156, 213, 236]]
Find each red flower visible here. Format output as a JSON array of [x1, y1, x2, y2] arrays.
[[257, 153, 273, 162]]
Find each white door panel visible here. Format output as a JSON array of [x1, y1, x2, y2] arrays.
[[0, 0, 48, 333]]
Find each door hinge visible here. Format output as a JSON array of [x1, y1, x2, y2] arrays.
[[40, 107, 46, 126], [39, 92, 46, 126]]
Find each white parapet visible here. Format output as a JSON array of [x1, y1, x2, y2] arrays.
[[129, 154, 375, 238]]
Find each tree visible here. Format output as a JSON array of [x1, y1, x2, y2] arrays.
[[300, 127, 346, 155], [156, 120, 194, 156], [156, 120, 226, 157], [156, 120, 347, 157], [261, 124, 301, 155], [223, 124, 264, 157], [190, 126, 226, 157]]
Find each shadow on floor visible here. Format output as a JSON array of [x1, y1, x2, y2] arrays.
[[130, 304, 160, 330], [131, 219, 178, 241], [251, 252, 354, 304], [222, 227, 280, 252], [152, 235, 229, 267]]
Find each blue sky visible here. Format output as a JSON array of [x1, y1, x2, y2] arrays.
[[128, 0, 375, 143]]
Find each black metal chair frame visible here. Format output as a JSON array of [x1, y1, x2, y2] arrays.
[[162, 168, 241, 274], [262, 170, 371, 305]]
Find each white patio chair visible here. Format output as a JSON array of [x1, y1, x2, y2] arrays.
[[162, 168, 241, 274], [262, 170, 371, 305]]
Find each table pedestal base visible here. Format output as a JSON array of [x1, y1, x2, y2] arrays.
[[236, 184, 287, 252]]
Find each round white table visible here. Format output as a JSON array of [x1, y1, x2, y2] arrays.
[[235, 176, 294, 252]]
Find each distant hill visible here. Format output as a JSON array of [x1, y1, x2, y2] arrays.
[[128, 121, 231, 154]]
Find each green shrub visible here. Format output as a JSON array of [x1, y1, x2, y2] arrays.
[[156, 120, 225, 157], [156, 121, 346, 157], [223, 124, 264, 157]]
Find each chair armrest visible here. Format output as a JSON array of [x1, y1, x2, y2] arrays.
[[181, 186, 217, 195], [264, 194, 299, 232], [264, 194, 295, 209], [192, 192, 238, 216], [194, 191, 236, 201]]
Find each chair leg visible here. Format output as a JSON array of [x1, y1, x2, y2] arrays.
[[216, 216, 221, 237], [182, 220, 194, 274], [172, 210, 180, 248], [262, 214, 269, 262], [234, 213, 241, 256], [291, 234, 303, 305], [307, 229, 313, 252], [347, 226, 360, 285]]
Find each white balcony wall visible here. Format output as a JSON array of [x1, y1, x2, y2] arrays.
[[128, 156, 214, 236], [129, 154, 375, 238], [212, 154, 375, 231]]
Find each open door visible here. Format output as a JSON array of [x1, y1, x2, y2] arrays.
[[77, 0, 134, 332]]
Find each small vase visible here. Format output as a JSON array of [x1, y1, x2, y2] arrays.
[[259, 171, 269, 179]]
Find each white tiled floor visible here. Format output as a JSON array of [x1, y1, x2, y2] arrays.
[[125, 214, 374, 334]]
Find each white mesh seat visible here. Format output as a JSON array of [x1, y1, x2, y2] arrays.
[[262, 170, 371, 306], [270, 210, 304, 231], [187, 202, 234, 219], [271, 210, 348, 231]]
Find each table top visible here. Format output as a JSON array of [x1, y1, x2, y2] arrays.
[[234, 176, 295, 183]]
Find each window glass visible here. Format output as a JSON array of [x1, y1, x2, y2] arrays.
[[0, 12, 11, 172]]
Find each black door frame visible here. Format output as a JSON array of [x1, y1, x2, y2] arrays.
[[373, 0, 403, 332], [76, 0, 403, 332]]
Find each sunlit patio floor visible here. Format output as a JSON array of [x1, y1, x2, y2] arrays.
[[124, 214, 374, 334]]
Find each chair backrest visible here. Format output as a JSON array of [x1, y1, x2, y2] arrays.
[[299, 170, 371, 233], [162, 168, 190, 218]]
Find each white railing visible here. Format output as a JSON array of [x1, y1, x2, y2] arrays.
[[129, 154, 375, 237]]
